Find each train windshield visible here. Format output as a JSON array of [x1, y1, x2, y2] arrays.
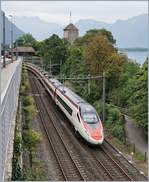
[[82, 112, 99, 124]]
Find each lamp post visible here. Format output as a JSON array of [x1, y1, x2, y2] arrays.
[[3, 12, 6, 67], [9, 15, 13, 62], [102, 72, 106, 123], [16, 40, 18, 60]]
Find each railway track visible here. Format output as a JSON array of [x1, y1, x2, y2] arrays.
[[28, 68, 148, 181], [29, 72, 89, 181], [102, 140, 147, 181]]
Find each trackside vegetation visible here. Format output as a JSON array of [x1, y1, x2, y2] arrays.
[[12, 65, 45, 180]]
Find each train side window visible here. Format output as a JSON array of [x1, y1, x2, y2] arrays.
[[57, 95, 72, 116], [77, 113, 80, 122]]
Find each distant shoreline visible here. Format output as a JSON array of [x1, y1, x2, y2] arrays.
[[118, 48, 148, 52]]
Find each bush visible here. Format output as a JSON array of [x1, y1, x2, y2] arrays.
[[12, 156, 23, 180], [14, 133, 22, 156], [93, 101, 125, 142], [23, 96, 35, 107]]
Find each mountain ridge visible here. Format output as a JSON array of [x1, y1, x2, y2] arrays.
[[7, 13, 148, 48], [1, 12, 24, 45]]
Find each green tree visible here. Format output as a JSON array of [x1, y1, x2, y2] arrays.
[[84, 33, 117, 75], [15, 33, 37, 49], [75, 28, 116, 47], [61, 45, 86, 76], [86, 28, 116, 45], [128, 60, 148, 137], [39, 34, 69, 74], [109, 60, 140, 106]]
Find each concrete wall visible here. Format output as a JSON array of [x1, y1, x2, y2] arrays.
[[0, 61, 22, 181]]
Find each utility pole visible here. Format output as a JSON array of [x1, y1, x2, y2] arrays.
[[50, 59, 52, 75], [3, 12, 6, 68], [9, 15, 13, 62], [88, 74, 91, 95], [16, 40, 18, 60], [102, 72, 106, 123], [60, 59, 62, 74]]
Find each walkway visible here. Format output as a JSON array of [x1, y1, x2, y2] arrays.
[[124, 115, 148, 155]]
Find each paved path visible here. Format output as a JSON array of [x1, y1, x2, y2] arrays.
[[124, 115, 148, 155], [1, 59, 21, 94]]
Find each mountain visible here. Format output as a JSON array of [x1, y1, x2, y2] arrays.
[[14, 16, 63, 40], [109, 14, 148, 48], [13, 14, 147, 48], [75, 14, 148, 48], [1, 12, 24, 45], [75, 19, 109, 35]]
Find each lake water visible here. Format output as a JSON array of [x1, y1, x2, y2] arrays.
[[119, 50, 148, 65]]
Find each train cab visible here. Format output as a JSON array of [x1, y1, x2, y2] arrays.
[[79, 104, 104, 145]]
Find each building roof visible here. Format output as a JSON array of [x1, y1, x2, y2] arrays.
[[13, 46, 35, 53], [64, 23, 78, 31]]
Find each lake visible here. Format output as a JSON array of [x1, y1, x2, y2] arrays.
[[119, 50, 148, 65]]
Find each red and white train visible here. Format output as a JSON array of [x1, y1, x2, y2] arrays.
[[27, 63, 104, 145]]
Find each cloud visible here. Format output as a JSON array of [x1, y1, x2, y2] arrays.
[[2, 1, 148, 24]]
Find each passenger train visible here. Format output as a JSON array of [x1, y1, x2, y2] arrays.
[[27, 63, 104, 145]]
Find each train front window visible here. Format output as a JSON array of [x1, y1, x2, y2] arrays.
[[82, 112, 99, 124]]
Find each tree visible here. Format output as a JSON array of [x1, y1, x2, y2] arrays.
[[109, 59, 140, 107], [39, 34, 69, 74], [84, 32, 117, 75], [86, 28, 116, 45], [62, 29, 125, 103], [15, 33, 37, 49], [61, 45, 86, 76], [75, 28, 116, 47], [128, 60, 148, 137]]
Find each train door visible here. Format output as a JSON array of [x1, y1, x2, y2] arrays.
[[54, 88, 58, 104], [72, 109, 81, 131]]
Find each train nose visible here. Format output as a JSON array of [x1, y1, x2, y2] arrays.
[[91, 130, 103, 140]]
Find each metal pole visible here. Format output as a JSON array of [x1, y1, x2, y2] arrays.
[[3, 12, 6, 68], [16, 40, 18, 60], [9, 15, 13, 62], [60, 59, 62, 75], [50, 59, 51, 75], [102, 72, 106, 123], [88, 74, 91, 95]]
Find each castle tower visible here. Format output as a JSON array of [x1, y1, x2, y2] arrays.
[[63, 12, 79, 44]]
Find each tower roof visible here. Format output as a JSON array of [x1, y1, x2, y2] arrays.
[[64, 23, 78, 31]]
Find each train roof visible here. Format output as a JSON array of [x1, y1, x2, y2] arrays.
[[32, 65, 96, 112], [64, 87, 85, 104], [64, 87, 96, 112], [51, 80, 94, 111]]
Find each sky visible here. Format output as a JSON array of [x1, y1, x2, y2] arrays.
[[2, 1, 148, 25]]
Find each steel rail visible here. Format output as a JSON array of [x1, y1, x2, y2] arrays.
[[30, 72, 86, 181], [29, 74, 68, 181], [103, 139, 148, 181], [100, 147, 134, 181]]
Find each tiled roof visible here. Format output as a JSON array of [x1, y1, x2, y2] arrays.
[[13, 46, 35, 53], [64, 23, 78, 31]]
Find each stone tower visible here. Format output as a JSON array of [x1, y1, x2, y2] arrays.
[[63, 13, 79, 44], [64, 23, 79, 44]]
